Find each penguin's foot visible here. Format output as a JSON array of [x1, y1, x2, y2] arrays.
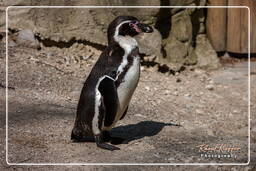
[[102, 131, 127, 145], [95, 134, 120, 151]]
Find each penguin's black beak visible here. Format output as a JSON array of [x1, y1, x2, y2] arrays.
[[137, 23, 154, 33], [130, 21, 154, 33]]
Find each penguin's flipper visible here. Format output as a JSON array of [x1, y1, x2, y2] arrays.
[[98, 75, 118, 127], [119, 106, 128, 120]]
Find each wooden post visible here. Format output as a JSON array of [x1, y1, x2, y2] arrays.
[[206, 0, 227, 52], [227, 0, 255, 53], [249, 0, 256, 53]]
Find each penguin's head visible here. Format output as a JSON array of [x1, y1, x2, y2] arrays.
[[107, 16, 153, 45]]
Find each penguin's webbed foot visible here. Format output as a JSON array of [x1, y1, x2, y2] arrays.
[[102, 131, 127, 145], [95, 134, 120, 151]]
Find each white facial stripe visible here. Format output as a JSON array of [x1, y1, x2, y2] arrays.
[[114, 20, 132, 39], [114, 21, 138, 81]]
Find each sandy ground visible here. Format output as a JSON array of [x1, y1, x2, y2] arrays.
[[0, 42, 255, 170]]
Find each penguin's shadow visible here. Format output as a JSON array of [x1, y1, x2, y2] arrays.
[[109, 121, 181, 145]]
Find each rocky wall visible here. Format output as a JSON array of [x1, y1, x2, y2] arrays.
[[1, 0, 220, 71]]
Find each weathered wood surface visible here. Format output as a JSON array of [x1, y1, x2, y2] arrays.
[[227, 0, 249, 53], [207, 0, 256, 53], [206, 0, 227, 52]]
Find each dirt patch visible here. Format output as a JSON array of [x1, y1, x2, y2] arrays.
[[0, 42, 255, 170]]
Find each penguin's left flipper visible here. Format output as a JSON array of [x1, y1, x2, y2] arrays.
[[98, 75, 118, 127], [95, 134, 120, 151]]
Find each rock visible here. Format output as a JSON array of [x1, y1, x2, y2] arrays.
[[173, 91, 179, 96], [209, 80, 214, 84], [171, 10, 192, 42], [196, 109, 204, 114], [164, 90, 171, 95], [16, 29, 40, 49], [195, 34, 220, 69], [6, 0, 161, 46], [8, 39, 17, 47], [145, 86, 150, 91], [136, 28, 162, 58], [205, 84, 214, 90], [158, 35, 188, 71], [134, 114, 146, 118], [184, 93, 191, 97], [147, 65, 159, 72], [194, 68, 206, 75], [157, 8, 197, 71], [4, 0, 218, 71], [140, 66, 145, 71], [176, 78, 182, 82]]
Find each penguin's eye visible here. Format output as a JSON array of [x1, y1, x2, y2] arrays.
[[129, 20, 139, 26]]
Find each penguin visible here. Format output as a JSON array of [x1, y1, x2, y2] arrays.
[[71, 16, 153, 151]]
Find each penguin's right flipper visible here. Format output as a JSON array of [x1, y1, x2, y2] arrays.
[[95, 134, 120, 151], [98, 75, 118, 127]]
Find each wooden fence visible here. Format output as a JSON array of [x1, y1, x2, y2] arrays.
[[206, 0, 256, 54]]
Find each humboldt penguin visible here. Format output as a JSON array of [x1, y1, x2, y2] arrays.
[[71, 16, 153, 150]]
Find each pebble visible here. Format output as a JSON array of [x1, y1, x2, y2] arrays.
[[167, 157, 175, 161], [140, 66, 145, 71], [134, 114, 146, 118], [16, 29, 40, 49], [164, 90, 171, 95], [196, 109, 204, 115], [205, 84, 214, 90], [176, 78, 182, 82], [194, 69, 206, 75], [184, 93, 191, 97], [145, 86, 150, 91], [172, 91, 178, 96], [209, 80, 214, 84]]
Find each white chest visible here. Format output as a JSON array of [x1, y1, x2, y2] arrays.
[[117, 56, 140, 111], [102, 35, 140, 130]]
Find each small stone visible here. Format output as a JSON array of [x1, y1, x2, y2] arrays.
[[16, 29, 40, 49], [205, 84, 214, 90], [194, 68, 206, 75], [173, 91, 178, 96], [233, 110, 240, 114], [145, 86, 150, 91], [184, 93, 191, 97], [147, 65, 158, 72], [176, 78, 182, 82], [140, 66, 145, 71], [134, 114, 146, 118], [209, 80, 214, 84], [196, 109, 204, 114], [164, 90, 171, 95]]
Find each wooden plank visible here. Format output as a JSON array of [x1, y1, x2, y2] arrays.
[[227, 0, 243, 53], [206, 0, 227, 52], [249, 0, 256, 53], [227, 0, 256, 53]]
